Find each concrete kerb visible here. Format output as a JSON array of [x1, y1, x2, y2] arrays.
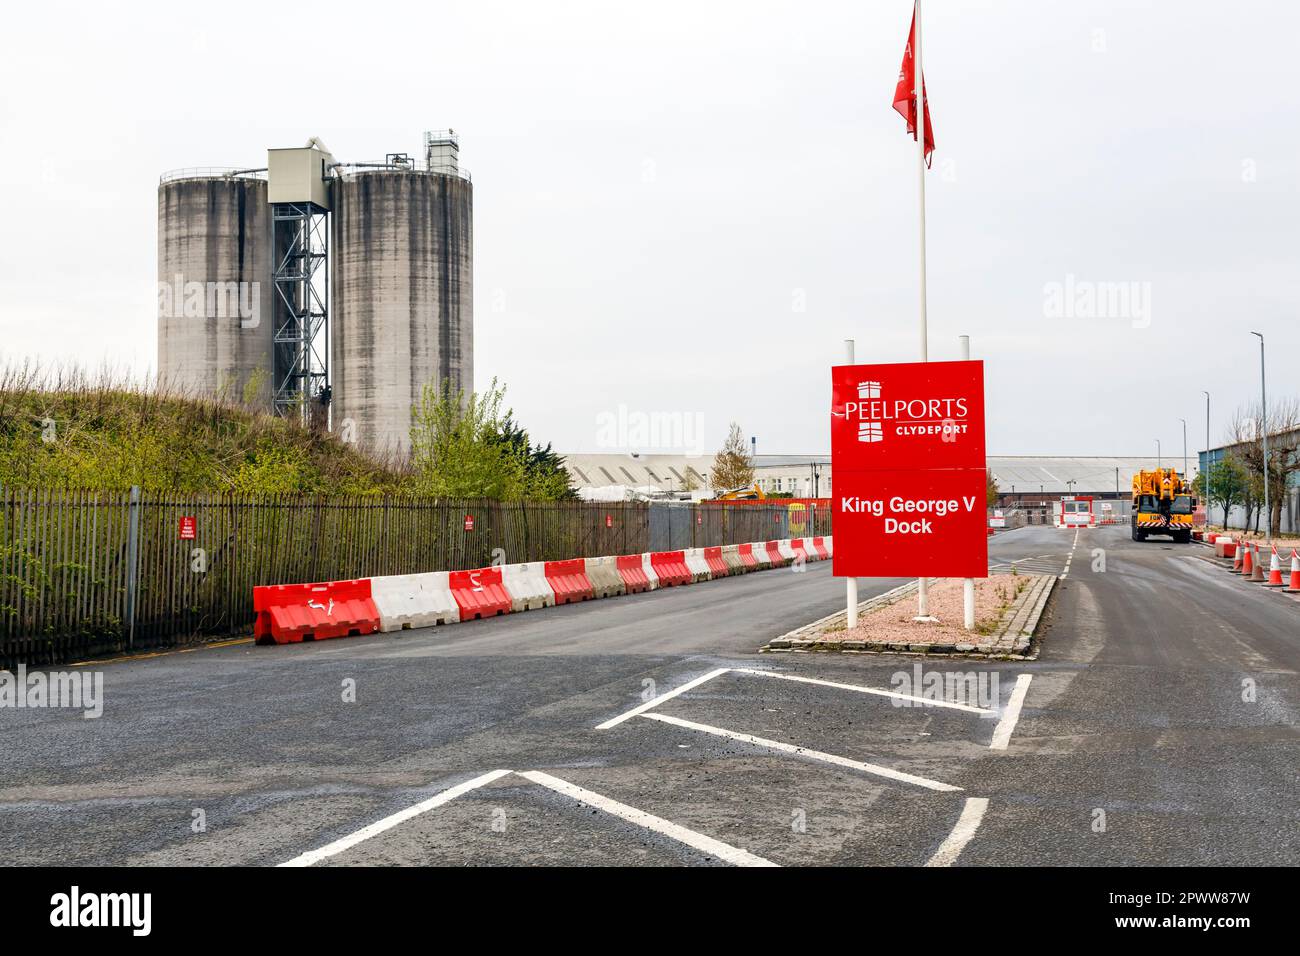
[[762, 574, 1055, 660]]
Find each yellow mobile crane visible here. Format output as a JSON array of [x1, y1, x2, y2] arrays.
[[1131, 468, 1196, 542]]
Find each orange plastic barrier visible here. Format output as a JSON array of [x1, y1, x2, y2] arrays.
[[811, 537, 830, 560], [252, 579, 380, 644], [650, 551, 692, 587], [737, 543, 760, 569], [764, 540, 786, 567], [616, 554, 653, 593], [449, 567, 512, 621], [545, 558, 595, 604], [702, 546, 729, 577]]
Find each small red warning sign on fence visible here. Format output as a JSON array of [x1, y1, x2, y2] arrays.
[[464, 515, 475, 532], [178, 516, 196, 540], [605, 514, 613, 528]]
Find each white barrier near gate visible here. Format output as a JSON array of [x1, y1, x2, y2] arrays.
[[684, 548, 713, 582], [641, 552, 660, 590], [501, 562, 555, 611], [584, 556, 627, 599], [750, 542, 772, 569], [777, 539, 798, 562], [372, 571, 461, 631]]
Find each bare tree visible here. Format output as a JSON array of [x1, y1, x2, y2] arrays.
[[1229, 397, 1300, 536], [710, 422, 756, 493]]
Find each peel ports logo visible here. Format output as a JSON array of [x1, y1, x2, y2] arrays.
[[843, 380, 970, 443]]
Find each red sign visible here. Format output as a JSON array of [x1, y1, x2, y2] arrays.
[[463, 515, 475, 532], [832, 360, 987, 578], [831, 360, 984, 470], [605, 514, 613, 528], [178, 516, 196, 540]]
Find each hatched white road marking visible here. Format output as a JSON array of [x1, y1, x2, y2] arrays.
[[642, 712, 962, 792], [731, 667, 995, 715], [989, 674, 1033, 750], [518, 770, 777, 867], [279, 768, 513, 867], [925, 797, 989, 866], [596, 667, 731, 729]]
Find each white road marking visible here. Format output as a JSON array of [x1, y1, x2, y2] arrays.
[[517, 770, 777, 867], [924, 797, 989, 866], [988, 674, 1033, 750], [1060, 528, 1080, 579], [642, 712, 962, 792], [278, 768, 513, 867], [731, 667, 994, 715], [596, 667, 730, 729]]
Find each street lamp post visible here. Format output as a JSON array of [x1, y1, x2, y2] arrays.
[[1202, 391, 1211, 528], [1180, 418, 1187, 477], [1251, 331, 1271, 544]]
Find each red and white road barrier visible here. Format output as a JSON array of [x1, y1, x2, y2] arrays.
[[253, 579, 381, 644], [683, 548, 713, 583], [501, 563, 554, 611], [371, 572, 460, 630], [450, 567, 512, 620], [253, 536, 833, 645], [545, 559, 596, 604]]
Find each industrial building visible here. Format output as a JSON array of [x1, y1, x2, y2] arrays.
[[157, 132, 473, 459], [566, 452, 1177, 504]]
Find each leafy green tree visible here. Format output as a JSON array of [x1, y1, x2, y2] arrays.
[[409, 378, 572, 501]]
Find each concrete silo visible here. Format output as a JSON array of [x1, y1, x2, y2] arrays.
[[156, 173, 274, 407], [331, 151, 473, 460]]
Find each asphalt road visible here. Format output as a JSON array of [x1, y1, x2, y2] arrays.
[[0, 525, 1295, 866]]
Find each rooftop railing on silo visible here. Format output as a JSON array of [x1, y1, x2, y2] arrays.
[[159, 167, 269, 184]]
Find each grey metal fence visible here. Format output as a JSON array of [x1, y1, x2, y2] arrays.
[[1, 488, 830, 668]]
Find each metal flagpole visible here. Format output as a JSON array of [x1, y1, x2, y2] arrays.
[[913, 0, 937, 623], [961, 334, 974, 630], [845, 338, 859, 628]]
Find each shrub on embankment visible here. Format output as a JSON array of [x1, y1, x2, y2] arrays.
[[0, 364, 406, 495]]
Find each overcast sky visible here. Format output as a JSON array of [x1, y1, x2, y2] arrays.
[[2, 0, 1297, 459]]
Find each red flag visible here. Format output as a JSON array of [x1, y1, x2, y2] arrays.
[[893, 4, 935, 165]]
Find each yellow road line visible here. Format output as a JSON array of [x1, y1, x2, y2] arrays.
[[68, 638, 253, 667]]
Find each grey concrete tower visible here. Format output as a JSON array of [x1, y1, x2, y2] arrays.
[[331, 161, 473, 460], [156, 175, 274, 407]]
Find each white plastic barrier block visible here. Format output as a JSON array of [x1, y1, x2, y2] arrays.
[[501, 562, 555, 611], [823, 536, 833, 558], [371, 571, 460, 631], [720, 544, 744, 574], [749, 542, 772, 568], [584, 556, 627, 599], [777, 539, 798, 562], [683, 548, 713, 582], [640, 552, 660, 590]]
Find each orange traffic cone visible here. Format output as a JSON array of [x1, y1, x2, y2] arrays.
[[1238, 541, 1252, 576], [1250, 544, 1266, 582], [1284, 550, 1300, 593], [1265, 545, 1285, 587], [1230, 538, 1244, 572]]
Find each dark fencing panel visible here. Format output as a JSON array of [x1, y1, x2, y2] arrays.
[[0, 489, 831, 667]]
